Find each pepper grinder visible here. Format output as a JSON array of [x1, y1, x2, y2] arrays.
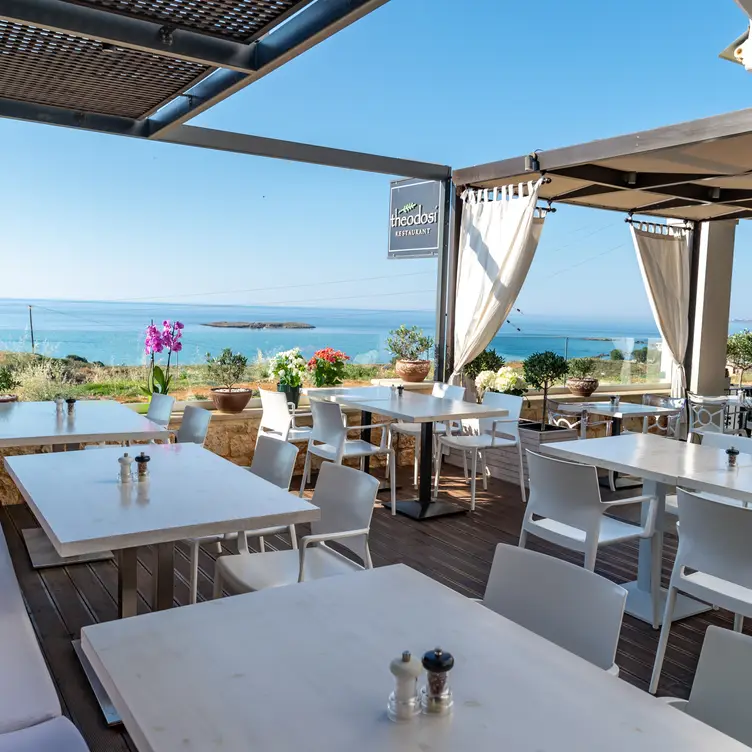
[[420, 647, 454, 715], [66, 397, 76, 416], [397, 385, 404, 398], [135, 452, 150, 481], [118, 452, 134, 484], [387, 651, 422, 722], [727, 446, 740, 468]]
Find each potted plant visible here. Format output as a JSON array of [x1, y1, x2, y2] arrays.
[[308, 348, 349, 387], [566, 358, 599, 397], [0, 365, 19, 403], [475, 366, 527, 400], [270, 348, 307, 406], [727, 329, 752, 386], [522, 351, 569, 431], [142, 320, 183, 395], [206, 348, 252, 413], [386, 325, 434, 383]]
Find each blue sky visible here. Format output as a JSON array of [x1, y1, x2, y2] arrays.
[[0, 0, 751, 322]]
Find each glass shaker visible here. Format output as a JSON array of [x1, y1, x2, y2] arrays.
[[136, 452, 151, 481], [420, 647, 454, 715], [387, 651, 422, 722], [727, 446, 740, 468]]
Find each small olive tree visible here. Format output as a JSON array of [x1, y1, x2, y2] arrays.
[[523, 351, 569, 430], [727, 330, 752, 386], [205, 349, 248, 392]]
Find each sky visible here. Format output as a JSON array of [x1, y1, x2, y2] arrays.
[[1, 0, 751, 322]]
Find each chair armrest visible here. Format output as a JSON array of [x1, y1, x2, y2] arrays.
[[490, 419, 518, 445], [290, 410, 312, 427], [657, 697, 688, 712], [603, 495, 659, 538], [347, 423, 391, 433], [601, 494, 655, 508], [298, 529, 370, 581]]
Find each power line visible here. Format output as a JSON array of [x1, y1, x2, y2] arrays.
[[541, 242, 627, 280]]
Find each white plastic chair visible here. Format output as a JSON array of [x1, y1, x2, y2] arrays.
[[547, 399, 612, 440], [660, 626, 752, 747], [650, 489, 752, 694], [258, 388, 312, 445], [520, 450, 658, 571], [434, 392, 525, 506], [175, 405, 211, 445], [300, 399, 396, 514], [214, 463, 378, 597], [186, 436, 299, 604], [482, 544, 627, 674], [387, 382, 465, 487], [146, 393, 175, 428]]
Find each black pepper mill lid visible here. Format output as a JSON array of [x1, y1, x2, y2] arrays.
[[137, 452, 150, 464], [422, 647, 454, 673]]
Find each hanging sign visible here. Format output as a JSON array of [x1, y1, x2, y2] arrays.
[[388, 178, 444, 259]]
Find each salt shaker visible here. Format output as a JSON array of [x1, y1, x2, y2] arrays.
[[135, 452, 150, 481], [420, 647, 454, 715], [118, 452, 133, 484], [66, 397, 76, 416], [387, 651, 422, 722], [54, 396, 64, 414], [727, 446, 740, 468]]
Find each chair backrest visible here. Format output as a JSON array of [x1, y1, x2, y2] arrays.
[[546, 399, 583, 434], [310, 463, 378, 562], [259, 389, 292, 438], [483, 544, 627, 670], [309, 400, 347, 455], [431, 382, 465, 401], [146, 393, 175, 427], [687, 393, 727, 434], [479, 391, 522, 441], [699, 430, 752, 455], [250, 435, 299, 490], [526, 450, 604, 534], [675, 489, 752, 590], [176, 405, 211, 445], [684, 626, 752, 746]]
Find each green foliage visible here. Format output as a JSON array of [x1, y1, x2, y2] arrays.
[[610, 349, 625, 361], [727, 330, 752, 385], [206, 349, 249, 391], [632, 346, 648, 364], [0, 366, 19, 393], [567, 358, 596, 379], [464, 348, 506, 381], [65, 354, 88, 363], [398, 202, 418, 214], [142, 364, 170, 396], [386, 325, 434, 361]]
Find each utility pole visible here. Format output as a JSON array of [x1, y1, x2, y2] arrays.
[[28, 305, 35, 354]]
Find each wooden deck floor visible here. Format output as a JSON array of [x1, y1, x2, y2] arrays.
[[0, 466, 739, 751]]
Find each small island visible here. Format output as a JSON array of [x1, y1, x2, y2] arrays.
[[202, 321, 315, 329]]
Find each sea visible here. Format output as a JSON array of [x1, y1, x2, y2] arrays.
[[0, 298, 678, 366]]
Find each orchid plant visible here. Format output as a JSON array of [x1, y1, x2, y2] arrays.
[[308, 347, 349, 387], [143, 319, 184, 395]]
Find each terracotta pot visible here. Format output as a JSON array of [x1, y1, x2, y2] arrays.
[[395, 359, 430, 383], [0, 395, 17, 403], [210, 388, 253, 413], [566, 377, 599, 398]]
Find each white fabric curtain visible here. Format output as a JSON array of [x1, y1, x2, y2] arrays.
[[630, 223, 691, 397], [451, 180, 546, 380]]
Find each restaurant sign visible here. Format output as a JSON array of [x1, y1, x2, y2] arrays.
[[388, 178, 444, 259]]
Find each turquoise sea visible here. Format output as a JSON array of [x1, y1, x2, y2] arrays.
[[0, 298, 668, 366]]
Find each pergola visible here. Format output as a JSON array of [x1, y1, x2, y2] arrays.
[[0, 0, 749, 395]]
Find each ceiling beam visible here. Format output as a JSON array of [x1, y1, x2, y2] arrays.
[[630, 196, 705, 213], [0, 0, 256, 72], [146, 0, 390, 138]]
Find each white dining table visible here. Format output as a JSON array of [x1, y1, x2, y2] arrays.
[[306, 386, 509, 520], [80, 564, 746, 752], [5, 442, 319, 724], [540, 433, 752, 627], [556, 400, 677, 435], [0, 400, 171, 567]]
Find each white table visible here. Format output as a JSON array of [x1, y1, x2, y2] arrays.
[[0, 400, 171, 567], [5, 442, 319, 724], [556, 401, 677, 436], [539, 433, 751, 627], [307, 386, 509, 520], [80, 565, 746, 752]]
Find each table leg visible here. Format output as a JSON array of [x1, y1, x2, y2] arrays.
[[600, 415, 644, 491], [622, 480, 709, 628], [151, 542, 174, 612], [361, 410, 372, 474], [118, 548, 138, 619]]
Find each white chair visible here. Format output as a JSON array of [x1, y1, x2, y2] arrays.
[[176, 405, 211, 445], [650, 489, 752, 694], [660, 626, 752, 747], [547, 399, 612, 440], [640, 394, 684, 438], [300, 399, 396, 514], [481, 544, 627, 674], [520, 450, 658, 572], [214, 463, 378, 597], [258, 388, 312, 445], [145, 392, 175, 428], [387, 382, 465, 488], [185, 436, 299, 604], [434, 392, 525, 506], [686, 392, 743, 438]]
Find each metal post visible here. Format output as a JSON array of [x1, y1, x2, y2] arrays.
[[443, 188, 463, 379], [28, 305, 34, 353], [683, 224, 701, 392], [434, 177, 453, 381]]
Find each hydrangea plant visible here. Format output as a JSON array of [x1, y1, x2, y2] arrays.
[[270, 348, 307, 388], [475, 366, 527, 399]]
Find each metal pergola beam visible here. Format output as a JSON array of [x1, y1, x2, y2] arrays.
[[0, 0, 257, 72], [147, 0, 389, 138]]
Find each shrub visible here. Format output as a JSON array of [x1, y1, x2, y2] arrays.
[[632, 346, 648, 364], [386, 325, 433, 361], [65, 354, 88, 363], [206, 349, 248, 391], [567, 358, 596, 379], [15, 359, 71, 402], [610, 349, 625, 361], [727, 330, 752, 385], [523, 351, 569, 430], [464, 348, 506, 381], [0, 366, 19, 394]]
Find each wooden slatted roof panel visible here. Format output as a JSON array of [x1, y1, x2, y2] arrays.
[[71, 0, 307, 41], [0, 20, 211, 118]]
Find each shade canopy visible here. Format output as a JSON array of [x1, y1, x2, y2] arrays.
[[452, 107, 752, 222]]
